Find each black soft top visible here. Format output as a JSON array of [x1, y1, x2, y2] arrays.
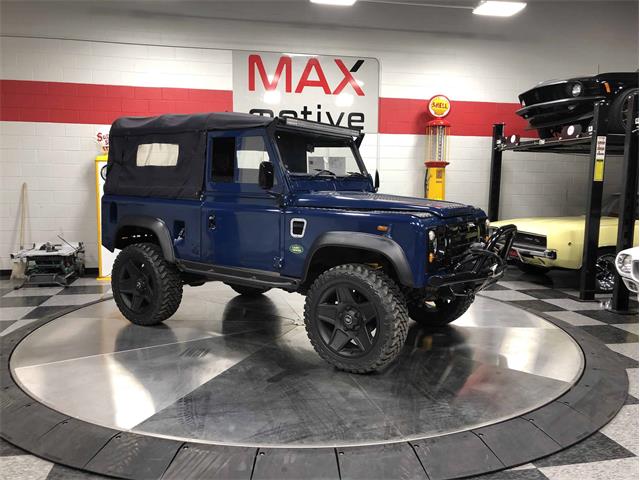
[[110, 112, 276, 136]]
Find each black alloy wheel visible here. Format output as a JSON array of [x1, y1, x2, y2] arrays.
[[316, 283, 379, 357], [304, 264, 409, 373], [112, 243, 183, 326], [595, 250, 617, 293], [117, 258, 154, 313]]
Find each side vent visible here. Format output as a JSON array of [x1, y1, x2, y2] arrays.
[[290, 219, 307, 238]]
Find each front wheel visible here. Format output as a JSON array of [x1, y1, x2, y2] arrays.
[[595, 248, 617, 293], [112, 243, 183, 326], [304, 264, 409, 373], [406, 292, 474, 327]]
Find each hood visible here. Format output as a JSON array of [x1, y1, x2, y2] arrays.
[[493, 216, 619, 236], [292, 191, 478, 218]]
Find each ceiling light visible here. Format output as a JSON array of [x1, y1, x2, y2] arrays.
[[310, 0, 358, 6], [473, 1, 526, 17]]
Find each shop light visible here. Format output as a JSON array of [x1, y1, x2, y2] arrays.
[[310, 0, 358, 6], [473, 1, 526, 17]]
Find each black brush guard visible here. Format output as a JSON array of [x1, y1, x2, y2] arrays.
[[427, 225, 517, 294]]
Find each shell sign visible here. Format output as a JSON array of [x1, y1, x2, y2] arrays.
[[428, 95, 451, 118]]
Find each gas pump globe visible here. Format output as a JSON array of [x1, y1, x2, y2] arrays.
[[425, 95, 451, 200]]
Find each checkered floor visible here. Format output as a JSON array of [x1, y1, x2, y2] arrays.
[[0, 269, 638, 480]]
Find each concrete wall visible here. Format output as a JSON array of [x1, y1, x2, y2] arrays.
[[0, 1, 637, 269]]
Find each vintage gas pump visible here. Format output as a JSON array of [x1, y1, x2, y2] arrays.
[[425, 95, 451, 200]]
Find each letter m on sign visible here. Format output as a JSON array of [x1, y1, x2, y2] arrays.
[[248, 55, 292, 92]]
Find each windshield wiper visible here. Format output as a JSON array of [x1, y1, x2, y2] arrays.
[[313, 169, 337, 177], [345, 171, 366, 178]]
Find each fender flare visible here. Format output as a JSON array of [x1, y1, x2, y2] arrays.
[[303, 232, 414, 287], [115, 215, 176, 263]]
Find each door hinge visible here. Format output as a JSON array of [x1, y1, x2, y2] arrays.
[[273, 256, 283, 269]]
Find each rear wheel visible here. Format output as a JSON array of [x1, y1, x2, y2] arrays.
[[112, 243, 183, 326], [595, 248, 617, 293], [609, 88, 638, 133], [225, 283, 271, 296], [406, 292, 474, 327], [304, 264, 409, 373]]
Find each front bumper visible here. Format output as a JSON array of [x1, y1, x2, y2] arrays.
[[428, 225, 517, 293], [509, 244, 557, 261]]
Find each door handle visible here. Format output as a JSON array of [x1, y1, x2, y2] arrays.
[[208, 214, 216, 230]]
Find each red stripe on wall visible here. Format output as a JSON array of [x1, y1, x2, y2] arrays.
[[379, 97, 529, 137], [1, 80, 528, 136], [0, 80, 233, 125]]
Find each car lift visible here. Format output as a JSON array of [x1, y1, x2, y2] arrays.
[[488, 93, 638, 309]]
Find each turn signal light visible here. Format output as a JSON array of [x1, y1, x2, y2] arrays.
[[603, 81, 611, 93], [429, 253, 435, 263], [377, 225, 389, 232]]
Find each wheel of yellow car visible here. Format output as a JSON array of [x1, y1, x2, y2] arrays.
[[595, 248, 617, 293]]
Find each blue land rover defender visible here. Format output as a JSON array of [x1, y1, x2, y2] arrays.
[[102, 112, 516, 373]]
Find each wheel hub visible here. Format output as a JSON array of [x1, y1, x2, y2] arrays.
[[341, 307, 361, 330]]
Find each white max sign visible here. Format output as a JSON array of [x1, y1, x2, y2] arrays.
[[232, 51, 379, 133]]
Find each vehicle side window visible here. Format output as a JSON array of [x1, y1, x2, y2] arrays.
[[211, 134, 275, 186], [212, 137, 235, 183]]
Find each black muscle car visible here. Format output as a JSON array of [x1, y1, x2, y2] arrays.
[[517, 72, 638, 138]]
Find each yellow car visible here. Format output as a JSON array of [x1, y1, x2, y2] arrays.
[[491, 196, 639, 292]]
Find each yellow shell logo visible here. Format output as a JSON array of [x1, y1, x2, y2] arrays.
[[428, 95, 451, 118]]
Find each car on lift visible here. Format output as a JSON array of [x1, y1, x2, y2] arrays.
[[517, 72, 638, 139], [101, 112, 516, 373], [490, 195, 639, 292]]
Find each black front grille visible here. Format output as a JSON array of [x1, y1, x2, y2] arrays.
[[514, 232, 547, 248], [521, 83, 570, 106]]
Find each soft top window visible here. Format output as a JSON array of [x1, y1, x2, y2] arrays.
[[136, 143, 179, 167]]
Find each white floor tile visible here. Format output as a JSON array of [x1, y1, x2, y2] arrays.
[[0, 306, 36, 321], [600, 404, 639, 456], [3, 287, 64, 298], [539, 457, 639, 480], [607, 343, 640, 362], [626, 368, 638, 399], [478, 290, 538, 302], [613, 323, 640, 335], [0, 318, 39, 337], [545, 310, 605, 326], [497, 280, 550, 290], [543, 298, 603, 311], [0, 454, 54, 480], [69, 277, 110, 286], [39, 294, 104, 307]]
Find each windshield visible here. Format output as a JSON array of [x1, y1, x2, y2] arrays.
[[602, 195, 639, 218], [274, 129, 366, 178]]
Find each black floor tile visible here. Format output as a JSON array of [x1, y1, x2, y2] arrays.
[[533, 432, 634, 468], [508, 300, 565, 312], [21, 305, 76, 320], [0, 320, 17, 334], [0, 296, 50, 307], [578, 325, 639, 344], [624, 394, 638, 405], [58, 285, 110, 295], [486, 283, 510, 291], [0, 438, 26, 457], [609, 350, 639, 369], [578, 309, 640, 325], [519, 289, 574, 300]]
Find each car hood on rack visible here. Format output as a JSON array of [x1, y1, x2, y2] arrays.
[[292, 191, 479, 218]]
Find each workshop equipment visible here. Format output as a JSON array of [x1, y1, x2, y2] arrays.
[[11, 238, 85, 289]]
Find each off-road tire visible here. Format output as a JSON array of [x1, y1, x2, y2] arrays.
[[516, 263, 550, 275], [304, 264, 409, 374], [112, 243, 183, 326], [226, 283, 271, 296], [406, 291, 474, 327]]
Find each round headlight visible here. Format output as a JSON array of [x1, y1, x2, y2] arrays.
[[428, 230, 436, 242], [570, 82, 583, 97], [616, 253, 633, 274]]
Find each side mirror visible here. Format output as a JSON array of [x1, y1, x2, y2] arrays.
[[374, 170, 380, 192], [258, 161, 274, 190]]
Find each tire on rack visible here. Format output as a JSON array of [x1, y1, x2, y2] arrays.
[[112, 243, 183, 326], [609, 88, 638, 133], [406, 291, 474, 328], [304, 264, 409, 374], [225, 283, 271, 296]]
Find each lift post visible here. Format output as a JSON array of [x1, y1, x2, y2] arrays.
[[610, 92, 639, 312], [488, 123, 504, 221]]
